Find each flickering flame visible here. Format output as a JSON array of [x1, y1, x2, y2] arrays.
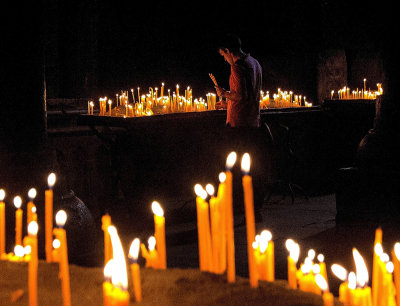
[[129, 238, 140, 261], [252, 241, 259, 250], [312, 264, 321, 274], [285, 239, 300, 262], [148, 236, 156, 252], [28, 221, 38, 236], [55, 210, 67, 227], [380, 253, 389, 263], [375, 243, 383, 256], [226, 152, 237, 170], [301, 259, 312, 274], [259, 235, 269, 254], [241, 153, 251, 174], [14, 245, 24, 257], [0, 189, 5, 201], [353, 248, 369, 287], [32, 206, 36, 213], [331, 264, 348, 281], [285, 239, 295, 251], [24, 245, 32, 255], [260, 230, 272, 242], [47, 173, 56, 188], [104, 259, 114, 280], [107, 225, 128, 290], [315, 274, 328, 292], [218, 172, 226, 183], [13, 196, 22, 209], [308, 249, 316, 260], [53, 239, 61, 249], [394, 243, 400, 260], [28, 188, 37, 200], [348, 272, 356, 289], [317, 254, 324, 263], [205, 184, 215, 196], [387, 261, 394, 273], [194, 184, 207, 200], [151, 201, 164, 217]]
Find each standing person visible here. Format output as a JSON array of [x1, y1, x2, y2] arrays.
[[214, 33, 266, 223]]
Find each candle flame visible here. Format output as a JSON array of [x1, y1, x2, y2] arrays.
[[394, 243, 400, 260], [331, 264, 348, 281], [205, 184, 215, 196], [348, 272, 356, 289], [194, 184, 207, 200], [260, 230, 272, 242], [285, 239, 295, 251], [104, 259, 114, 279], [129, 238, 140, 260], [24, 245, 31, 255], [28, 188, 37, 199], [14, 245, 24, 257], [387, 261, 394, 273], [307, 249, 316, 260], [55, 210, 67, 227], [0, 189, 5, 201], [375, 243, 383, 256], [28, 221, 38, 236], [317, 254, 324, 263], [241, 153, 251, 174], [285, 239, 300, 262], [312, 263, 321, 274], [53, 238, 61, 249], [151, 201, 164, 217], [315, 274, 328, 292], [301, 259, 312, 274], [353, 248, 369, 287], [148, 236, 156, 251], [380, 252, 389, 263], [218, 172, 226, 183], [13, 196, 22, 209], [107, 225, 128, 290], [226, 152, 237, 170], [47, 173, 56, 188], [32, 206, 36, 213]]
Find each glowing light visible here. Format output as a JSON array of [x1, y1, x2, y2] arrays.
[[331, 264, 348, 281], [218, 172, 226, 183], [226, 152, 237, 170], [129, 238, 140, 261], [315, 274, 328, 291], [151, 201, 164, 217], [13, 196, 22, 209], [53, 239, 61, 249], [28, 188, 37, 199], [47, 173, 56, 188], [55, 210, 67, 227], [353, 248, 369, 287], [194, 184, 207, 200], [148, 236, 156, 252], [241, 153, 251, 174], [387, 261, 394, 273], [24, 245, 32, 255], [14, 245, 24, 257], [108, 225, 128, 290], [28, 221, 38, 236], [375, 243, 383, 256], [308, 249, 316, 260], [394, 243, 400, 260], [205, 184, 215, 196], [317, 254, 324, 263], [0, 189, 5, 201], [348, 272, 356, 290]]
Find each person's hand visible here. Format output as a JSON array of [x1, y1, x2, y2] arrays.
[[215, 86, 225, 98], [215, 99, 226, 110]]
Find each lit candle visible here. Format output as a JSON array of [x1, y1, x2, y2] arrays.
[[102, 214, 113, 265], [45, 173, 56, 262], [176, 84, 179, 104], [372, 227, 383, 306], [152, 201, 166, 269], [260, 230, 274, 282], [363, 78, 367, 92], [106, 226, 130, 306], [160, 82, 164, 99], [128, 238, 142, 302], [317, 254, 328, 283], [285, 239, 299, 289], [0, 189, 5, 257], [315, 274, 334, 306], [331, 264, 349, 306], [241, 153, 258, 288], [352, 248, 373, 306], [52, 238, 61, 263], [27, 221, 38, 306], [13, 196, 23, 247], [108, 100, 112, 116], [103, 259, 114, 306], [130, 89, 135, 104], [225, 152, 236, 283], [298, 257, 320, 294], [382, 261, 396, 306], [27, 188, 37, 226], [217, 173, 227, 274], [392, 243, 400, 306], [53, 210, 71, 306], [207, 183, 218, 273]]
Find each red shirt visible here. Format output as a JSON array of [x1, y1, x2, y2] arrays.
[[226, 53, 262, 127]]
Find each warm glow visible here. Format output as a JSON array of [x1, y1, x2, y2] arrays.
[[286, 239, 300, 262], [151, 201, 164, 217], [13, 196, 22, 209], [129, 238, 140, 261], [28, 188, 37, 199], [104, 259, 114, 279], [205, 184, 215, 196], [380, 253, 389, 263], [387, 261, 394, 273], [32, 206, 36, 213], [218, 172, 226, 183], [375, 243, 383, 256], [308, 249, 316, 260], [53, 239, 61, 249], [331, 264, 347, 281], [260, 230, 272, 242], [259, 233, 269, 253], [55, 210, 67, 227], [315, 274, 328, 291], [47, 173, 56, 188], [301, 259, 312, 274], [313, 264, 321, 274], [285, 239, 294, 251], [394, 243, 400, 260], [348, 272, 356, 289], [24, 245, 32, 255], [317, 254, 324, 263], [14, 245, 24, 257], [108, 225, 128, 290], [148, 236, 156, 252], [194, 184, 207, 200], [241, 153, 251, 174], [0, 189, 5, 201], [28, 221, 38, 236], [353, 248, 369, 287], [226, 152, 237, 170]]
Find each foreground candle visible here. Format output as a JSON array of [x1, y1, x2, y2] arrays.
[[13, 196, 23, 247], [152, 201, 166, 269], [128, 238, 142, 302], [315, 274, 334, 306], [225, 152, 236, 283], [352, 248, 372, 306], [241, 153, 258, 288], [27, 221, 38, 306], [372, 227, 382, 306], [45, 173, 56, 262], [53, 210, 71, 306], [331, 264, 349, 306], [0, 189, 5, 257]]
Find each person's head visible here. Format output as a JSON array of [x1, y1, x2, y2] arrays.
[[217, 33, 243, 65]]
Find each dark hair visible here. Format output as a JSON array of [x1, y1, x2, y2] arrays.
[[217, 33, 242, 54]]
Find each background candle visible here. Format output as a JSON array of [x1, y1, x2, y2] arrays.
[[285, 239, 300, 289], [27, 188, 37, 226], [13, 196, 23, 247], [45, 173, 56, 262], [27, 221, 38, 306], [128, 238, 142, 302], [53, 210, 71, 306], [315, 274, 334, 306], [102, 214, 113, 265], [331, 264, 349, 305], [0, 189, 5, 257], [152, 201, 166, 269]]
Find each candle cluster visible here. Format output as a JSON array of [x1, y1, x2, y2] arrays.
[[330, 79, 383, 100], [260, 88, 312, 109], [88, 83, 218, 117]]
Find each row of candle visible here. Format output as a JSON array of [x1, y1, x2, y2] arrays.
[[330, 80, 383, 100], [260, 88, 313, 109]]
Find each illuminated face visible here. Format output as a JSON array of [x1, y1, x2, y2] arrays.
[[219, 48, 234, 65]]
